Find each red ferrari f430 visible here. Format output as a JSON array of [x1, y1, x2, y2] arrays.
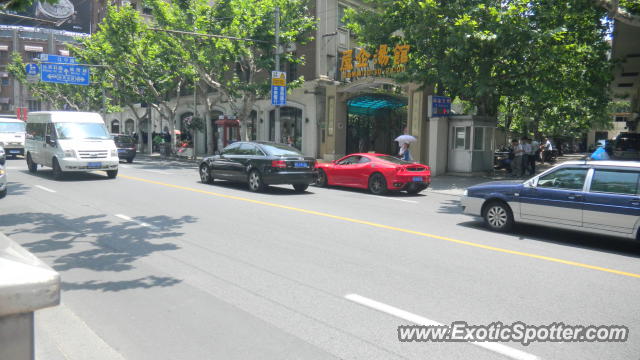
[[315, 153, 431, 195]]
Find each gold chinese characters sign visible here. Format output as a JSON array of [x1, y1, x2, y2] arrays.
[[340, 44, 410, 80]]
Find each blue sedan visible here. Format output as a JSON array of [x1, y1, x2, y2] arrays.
[[461, 161, 640, 239]]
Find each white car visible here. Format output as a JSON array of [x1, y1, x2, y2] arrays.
[[0, 146, 6, 198]]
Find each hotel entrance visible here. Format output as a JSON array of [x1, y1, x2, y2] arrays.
[[346, 94, 407, 155]]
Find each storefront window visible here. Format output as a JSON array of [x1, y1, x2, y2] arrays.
[[269, 107, 302, 148]]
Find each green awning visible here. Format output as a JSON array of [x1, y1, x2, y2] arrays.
[[347, 95, 407, 116]]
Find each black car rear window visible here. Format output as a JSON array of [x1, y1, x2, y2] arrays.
[[260, 144, 303, 156], [114, 135, 134, 145]]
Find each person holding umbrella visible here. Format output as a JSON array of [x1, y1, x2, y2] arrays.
[[395, 132, 417, 162]]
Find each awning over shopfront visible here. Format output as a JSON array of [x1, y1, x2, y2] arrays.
[[347, 94, 407, 116]]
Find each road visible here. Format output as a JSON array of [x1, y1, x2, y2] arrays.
[[1, 156, 639, 360]]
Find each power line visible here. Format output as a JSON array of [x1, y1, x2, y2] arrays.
[[148, 27, 269, 43]]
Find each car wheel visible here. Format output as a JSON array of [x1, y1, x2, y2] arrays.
[[368, 173, 388, 195], [0, 188, 6, 199], [483, 201, 514, 232], [26, 153, 37, 173], [248, 170, 265, 192], [52, 158, 64, 180], [127, 157, 134, 163], [107, 169, 118, 179], [293, 184, 308, 192], [315, 169, 328, 187], [200, 164, 213, 184]]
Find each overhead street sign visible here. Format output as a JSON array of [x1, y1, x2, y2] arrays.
[[271, 71, 286, 106], [41, 63, 90, 86], [40, 53, 78, 64]]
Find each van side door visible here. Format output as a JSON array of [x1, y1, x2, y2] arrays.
[[41, 123, 57, 167]]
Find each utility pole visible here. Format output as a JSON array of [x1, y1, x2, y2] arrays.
[[274, 6, 281, 143]]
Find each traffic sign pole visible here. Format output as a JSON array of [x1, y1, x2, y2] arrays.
[[274, 6, 280, 143]]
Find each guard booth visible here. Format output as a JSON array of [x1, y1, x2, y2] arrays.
[[447, 115, 496, 174], [215, 115, 241, 151]]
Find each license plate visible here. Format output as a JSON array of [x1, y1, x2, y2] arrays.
[[87, 162, 102, 168], [412, 176, 423, 182], [118, 149, 126, 153], [9, 150, 19, 154], [294, 162, 308, 168]]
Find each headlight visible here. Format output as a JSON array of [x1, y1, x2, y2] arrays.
[[0, 169, 4, 175], [63, 149, 76, 158], [111, 149, 117, 157], [463, 189, 468, 196]]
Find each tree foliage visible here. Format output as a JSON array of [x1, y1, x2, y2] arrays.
[[147, 0, 316, 140], [346, 0, 614, 137]]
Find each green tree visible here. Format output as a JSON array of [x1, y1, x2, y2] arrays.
[[346, 0, 613, 137], [148, 0, 315, 141], [76, 5, 195, 149]]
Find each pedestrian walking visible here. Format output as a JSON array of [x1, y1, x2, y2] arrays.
[[512, 138, 525, 177], [527, 138, 537, 176], [394, 133, 417, 162], [520, 137, 532, 176]]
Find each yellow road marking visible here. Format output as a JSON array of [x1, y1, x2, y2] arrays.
[[121, 174, 640, 279]]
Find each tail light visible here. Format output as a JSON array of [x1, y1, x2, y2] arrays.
[[271, 160, 287, 168]]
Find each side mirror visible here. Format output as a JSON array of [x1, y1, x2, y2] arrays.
[[0, 155, 4, 166], [528, 177, 538, 187], [332, 160, 336, 164], [45, 135, 56, 147]]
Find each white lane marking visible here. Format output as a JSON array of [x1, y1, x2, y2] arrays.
[[115, 214, 155, 228], [35, 185, 56, 193], [375, 196, 418, 204], [345, 294, 539, 360]]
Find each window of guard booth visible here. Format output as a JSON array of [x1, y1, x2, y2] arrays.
[[270, 107, 302, 149], [473, 127, 484, 150], [453, 126, 471, 150]]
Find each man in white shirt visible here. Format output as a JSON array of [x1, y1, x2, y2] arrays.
[[542, 137, 553, 163], [520, 137, 532, 176]]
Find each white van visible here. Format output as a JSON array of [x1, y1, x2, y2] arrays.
[[0, 116, 26, 158], [25, 112, 119, 179]]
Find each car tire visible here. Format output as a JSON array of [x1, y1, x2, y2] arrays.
[[52, 158, 64, 180], [248, 170, 265, 192], [107, 169, 118, 179], [483, 201, 514, 232], [127, 157, 134, 163], [200, 164, 214, 184], [0, 188, 6, 199], [26, 153, 37, 173], [368, 173, 388, 195], [315, 169, 328, 187], [293, 184, 308, 192]]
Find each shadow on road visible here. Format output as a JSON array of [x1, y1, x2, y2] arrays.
[[457, 220, 640, 259], [5, 181, 30, 196], [437, 199, 462, 214], [309, 184, 428, 198], [202, 179, 313, 196], [0, 212, 194, 292], [19, 169, 113, 182]]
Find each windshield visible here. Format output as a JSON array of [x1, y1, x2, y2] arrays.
[[114, 135, 135, 145], [375, 155, 411, 165], [260, 143, 303, 156], [54, 122, 110, 140], [0, 122, 25, 133]]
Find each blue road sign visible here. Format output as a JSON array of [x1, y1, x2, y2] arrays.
[[271, 85, 286, 106], [25, 63, 39, 76], [40, 53, 77, 64], [431, 95, 451, 117], [41, 63, 90, 85]]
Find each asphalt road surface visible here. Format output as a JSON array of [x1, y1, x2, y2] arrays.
[[1, 156, 639, 360]]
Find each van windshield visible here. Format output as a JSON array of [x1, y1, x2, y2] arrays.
[[55, 122, 110, 140], [0, 122, 25, 133]]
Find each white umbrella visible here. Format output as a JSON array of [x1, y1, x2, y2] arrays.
[[394, 134, 417, 145]]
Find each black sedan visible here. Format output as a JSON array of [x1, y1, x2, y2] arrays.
[[112, 134, 137, 163], [199, 141, 316, 192]]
